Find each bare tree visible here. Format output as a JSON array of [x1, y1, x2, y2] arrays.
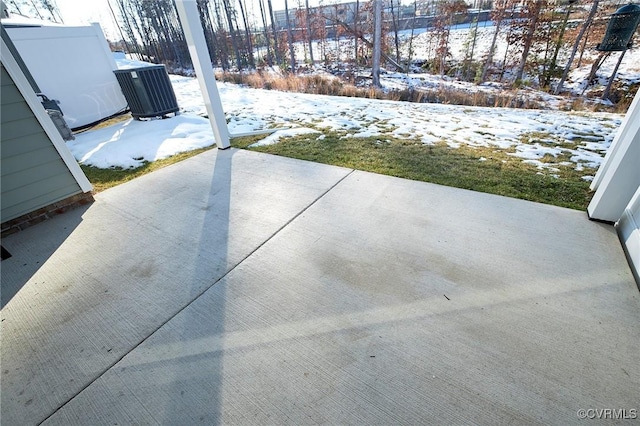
[[107, 0, 135, 57], [554, 0, 600, 94], [433, 0, 467, 76], [390, 0, 401, 66], [543, 0, 577, 87], [220, 0, 243, 69], [354, 0, 360, 70], [6, 0, 25, 16], [266, 0, 281, 65], [212, 0, 232, 69], [237, 0, 255, 68], [513, 0, 546, 85], [463, 13, 481, 81], [405, 0, 417, 73], [325, 7, 404, 72], [27, 0, 45, 20], [117, 0, 152, 61], [480, 0, 510, 83], [258, 0, 273, 65], [5, 0, 62, 22], [305, 0, 314, 64], [284, 0, 296, 71], [332, 3, 343, 71], [197, 0, 222, 69], [40, 0, 63, 22], [372, 0, 382, 86], [315, 2, 328, 64]]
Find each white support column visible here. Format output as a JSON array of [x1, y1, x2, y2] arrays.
[[175, 0, 230, 149], [587, 89, 640, 222]]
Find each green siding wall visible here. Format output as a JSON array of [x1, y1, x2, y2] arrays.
[[1, 64, 82, 223]]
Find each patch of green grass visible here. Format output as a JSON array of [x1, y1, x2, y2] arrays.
[[232, 133, 594, 210], [81, 146, 216, 193], [519, 131, 555, 144], [82, 128, 594, 210]]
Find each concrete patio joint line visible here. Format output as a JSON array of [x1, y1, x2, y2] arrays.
[[38, 168, 355, 425]]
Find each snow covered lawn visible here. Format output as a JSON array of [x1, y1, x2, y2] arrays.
[[180, 75, 622, 178], [68, 74, 623, 185], [68, 114, 217, 169]]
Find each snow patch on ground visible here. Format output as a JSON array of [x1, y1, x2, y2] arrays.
[[68, 115, 215, 169], [69, 72, 624, 181], [173, 74, 621, 171], [249, 127, 321, 147]]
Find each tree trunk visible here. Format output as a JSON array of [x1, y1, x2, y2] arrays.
[[8, 0, 25, 16], [258, 0, 273, 65], [602, 49, 626, 101], [196, 0, 218, 69], [372, 0, 382, 87], [514, 0, 543, 85], [466, 15, 480, 81], [354, 0, 360, 70], [305, 0, 314, 64], [237, 0, 255, 68], [334, 4, 340, 71], [480, 14, 501, 83], [40, 0, 62, 23], [127, 1, 152, 62], [267, 0, 280, 65], [577, 27, 591, 68], [222, 0, 243, 70], [28, 0, 44, 20], [331, 16, 404, 72], [284, 0, 296, 72], [406, 0, 417, 73], [582, 50, 609, 94], [390, 0, 401, 66], [108, 0, 134, 58], [499, 39, 509, 82], [554, 0, 599, 95], [544, 2, 574, 88], [212, 0, 231, 70]]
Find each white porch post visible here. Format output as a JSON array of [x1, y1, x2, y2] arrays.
[[175, 0, 230, 149], [587, 90, 640, 222]]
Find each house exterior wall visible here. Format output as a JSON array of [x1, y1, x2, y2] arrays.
[[5, 23, 127, 129], [1, 63, 87, 225]]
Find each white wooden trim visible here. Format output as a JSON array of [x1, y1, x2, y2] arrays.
[[617, 187, 640, 285], [587, 89, 640, 222], [591, 88, 640, 191], [1, 36, 93, 193]]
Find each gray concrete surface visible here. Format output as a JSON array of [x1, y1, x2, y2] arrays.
[[1, 148, 638, 425]]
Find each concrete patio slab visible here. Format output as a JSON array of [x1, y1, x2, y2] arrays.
[[1, 148, 351, 425], [2, 149, 639, 425]]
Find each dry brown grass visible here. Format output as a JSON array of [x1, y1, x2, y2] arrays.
[[214, 69, 639, 112], [215, 71, 551, 109]]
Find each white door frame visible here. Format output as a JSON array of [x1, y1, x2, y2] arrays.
[[588, 89, 640, 285], [588, 90, 640, 223]]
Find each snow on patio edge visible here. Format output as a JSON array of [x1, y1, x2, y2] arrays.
[[68, 114, 216, 169]]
